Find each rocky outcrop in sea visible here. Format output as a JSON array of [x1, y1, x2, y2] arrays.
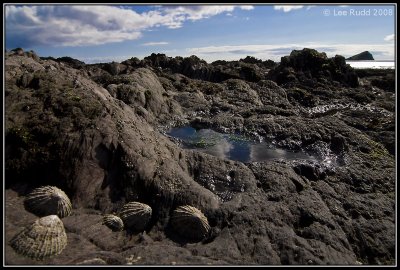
[[5, 48, 395, 265], [347, 51, 375, 61]]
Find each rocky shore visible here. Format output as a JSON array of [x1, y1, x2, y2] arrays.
[[4, 48, 395, 265]]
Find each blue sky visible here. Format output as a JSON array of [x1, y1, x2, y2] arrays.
[[4, 4, 396, 63]]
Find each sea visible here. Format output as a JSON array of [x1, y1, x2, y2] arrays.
[[346, 60, 395, 69]]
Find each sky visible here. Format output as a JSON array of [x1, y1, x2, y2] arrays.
[[4, 4, 396, 63]]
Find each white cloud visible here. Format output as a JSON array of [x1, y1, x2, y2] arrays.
[[274, 5, 304, 12], [187, 42, 395, 62], [240, 5, 254, 10], [195, 130, 233, 159], [5, 5, 253, 47], [142, 41, 169, 46], [163, 6, 236, 22], [384, 34, 394, 42]]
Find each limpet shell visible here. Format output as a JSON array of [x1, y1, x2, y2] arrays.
[[10, 215, 67, 260], [170, 205, 210, 241], [76, 258, 107, 265], [119, 202, 152, 231], [102, 214, 124, 231], [24, 186, 72, 218]]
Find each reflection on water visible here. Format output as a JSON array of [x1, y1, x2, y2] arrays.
[[249, 144, 312, 162], [167, 126, 315, 163]]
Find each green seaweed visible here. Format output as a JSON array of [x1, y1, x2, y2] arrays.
[[6, 126, 33, 145], [191, 137, 218, 148], [228, 134, 250, 143], [187, 132, 222, 148], [358, 134, 389, 160]]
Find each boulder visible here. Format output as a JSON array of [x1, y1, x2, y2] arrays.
[[268, 48, 359, 87]]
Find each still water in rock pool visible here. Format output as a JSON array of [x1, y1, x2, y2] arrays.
[[167, 126, 317, 163]]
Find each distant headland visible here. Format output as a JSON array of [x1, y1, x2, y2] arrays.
[[346, 51, 374, 61]]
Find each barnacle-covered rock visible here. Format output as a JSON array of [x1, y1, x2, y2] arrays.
[[103, 214, 124, 231], [24, 186, 72, 218], [10, 215, 67, 260], [170, 205, 210, 241], [119, 202, 152, 231]]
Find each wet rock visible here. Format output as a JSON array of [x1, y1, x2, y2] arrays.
[[330, 133, 348, 154], [104, 61, 122, 76], [11, 47, 24, 56], [240, 56, 262, 64], [371, 73, 395, 92], [17, 72, 35, 88], [262, 59, 278, 69], [4, 49, 395, 265], [287, 87, 319, 107], [56, 57, 86, 69], [253, 80, 291, 108], [293, 163, 321, 181], [186, 151, 257, 201], [25, 50, 40, 61]]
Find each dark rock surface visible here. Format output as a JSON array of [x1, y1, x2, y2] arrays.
[[347, 51, 374, 61], [268, 48, 359, 88], [4, 48, 395, 265]]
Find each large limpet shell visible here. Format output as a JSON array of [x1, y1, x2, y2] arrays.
[[24, 186, 72, 218], [170, 205, 210, 241], [119, 202, 152, 231], [10, 215, 67, 260], [102, 214, 124, 231]]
